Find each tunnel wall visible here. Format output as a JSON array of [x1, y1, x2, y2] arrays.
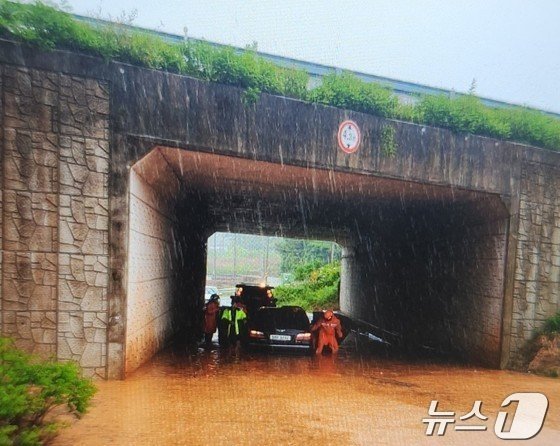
[[404, 219, 507, 365], [341, 211, 508, 366], [125, 171, 182, 374], [0, 64, 110, 378]]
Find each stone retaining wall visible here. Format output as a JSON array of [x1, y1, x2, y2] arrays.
[[0, 65, 110, 378], [509, 160, 560, 366]]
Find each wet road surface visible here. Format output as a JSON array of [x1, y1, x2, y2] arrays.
[[54, 335, 560, 445]]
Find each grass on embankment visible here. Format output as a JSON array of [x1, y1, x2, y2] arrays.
[[1, 1, 559, 152]]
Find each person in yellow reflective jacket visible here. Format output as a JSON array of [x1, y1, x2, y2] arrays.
[[220, 297, 247, 345]]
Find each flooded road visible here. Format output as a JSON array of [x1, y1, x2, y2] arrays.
[[54, 336, 560, 445]]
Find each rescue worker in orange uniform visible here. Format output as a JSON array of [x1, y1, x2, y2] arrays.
[[311, 310, 343, 355], [203, 294, 220, 345]]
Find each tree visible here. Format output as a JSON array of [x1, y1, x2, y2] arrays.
[[275, 239, 341, 273]]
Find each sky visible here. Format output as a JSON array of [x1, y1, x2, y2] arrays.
[[62, 0, 560, 113]]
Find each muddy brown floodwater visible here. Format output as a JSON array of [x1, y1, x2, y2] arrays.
[[54, 335, 560, 446]]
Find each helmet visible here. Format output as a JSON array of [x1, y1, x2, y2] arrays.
[[210, 294, 220, 302], [324, 310, 334, 320]]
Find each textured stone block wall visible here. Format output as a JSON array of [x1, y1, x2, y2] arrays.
[[0, 66, 109, 378], [125, 170, 181, 374], [509, 161, 560, 366]]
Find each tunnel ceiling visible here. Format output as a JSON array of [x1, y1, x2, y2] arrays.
[[131, 147, 509, 241]]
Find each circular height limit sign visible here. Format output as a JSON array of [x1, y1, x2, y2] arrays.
[[337, 120, 361, 153]]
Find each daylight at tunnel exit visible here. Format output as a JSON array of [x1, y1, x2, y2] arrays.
[[0, 1, 559, 445]]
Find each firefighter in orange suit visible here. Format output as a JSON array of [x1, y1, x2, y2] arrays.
[[311, 310, 343, 355], [203, 294, 220, 345]]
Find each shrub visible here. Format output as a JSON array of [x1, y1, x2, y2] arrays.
[[308, 72, 399, 118], [416, 94, 511, 139], [293, 260, 323, 281], [275, 261, 340, 310], [0, 1, 95, 50], [192, 44, 308, 99], [0, 338, 96, 446], [180, 41, 308, 99], [495, 107, 560, 152], [308, 261, 340, 289], [543, 312, 560, 334]]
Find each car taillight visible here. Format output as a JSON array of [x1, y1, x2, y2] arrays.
[[296, 333, 311, 342], [249, 330, 265, 339]]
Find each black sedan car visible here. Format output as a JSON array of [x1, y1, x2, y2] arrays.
[[245, 306, 312, 351]]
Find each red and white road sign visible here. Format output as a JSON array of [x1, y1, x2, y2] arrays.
[[337, 120, 361, 153]]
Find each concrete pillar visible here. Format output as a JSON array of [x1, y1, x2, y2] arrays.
[[340, 244, 363, 317], [173, 226, 208, 343]]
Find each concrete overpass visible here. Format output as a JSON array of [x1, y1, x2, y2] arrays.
[[0, 39, 558, 378]]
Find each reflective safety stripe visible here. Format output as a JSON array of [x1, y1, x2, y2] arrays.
[[221, 308, 246, 336], [234, 309, 247, 335], [221, 309, 233, 336]]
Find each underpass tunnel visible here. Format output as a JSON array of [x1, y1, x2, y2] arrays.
[[125, 146, 510, 374]]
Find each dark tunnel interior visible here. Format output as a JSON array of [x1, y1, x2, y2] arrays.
[[124, 147, 510, 373]]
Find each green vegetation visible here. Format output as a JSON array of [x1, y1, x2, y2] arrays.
[[308, 72, 400, 118], [380, 124, 398, 157], [1, 1, 559, 152], [275, 239, 341, 274], [0, 338, 96, 446], [275, 261, 340, 311], [542, 311, 560, 335], [417, 94, 510, 139], [0, 0, 308, 99]]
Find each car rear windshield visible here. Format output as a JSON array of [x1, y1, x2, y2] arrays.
[[240, 287, 270, 298], [256, 308, 309, 330]]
